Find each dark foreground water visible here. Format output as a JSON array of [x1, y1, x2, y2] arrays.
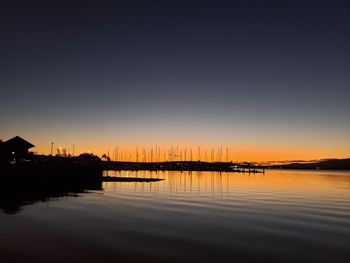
[[0, 170, 349, 263]]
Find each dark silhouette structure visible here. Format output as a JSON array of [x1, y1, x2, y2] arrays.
[[0, 136, 34, 162], [269, 158, 350, 170], [103, 160, 265, 173]]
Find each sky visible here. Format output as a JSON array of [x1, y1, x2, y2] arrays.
[[0, 0, 349, 161]]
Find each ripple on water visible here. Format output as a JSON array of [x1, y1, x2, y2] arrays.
[[0, 170, 349, 262]]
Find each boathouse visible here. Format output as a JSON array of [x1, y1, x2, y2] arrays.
[[0, 136, 35, 161]]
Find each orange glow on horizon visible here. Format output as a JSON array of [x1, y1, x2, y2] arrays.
[[30, 140, 350, 163]]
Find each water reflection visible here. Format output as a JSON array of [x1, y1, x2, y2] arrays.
[[2, 170, 349, 215], [0, 170, 349, 262], [103, 169, 350, 196], [0, 180, 103, 214]]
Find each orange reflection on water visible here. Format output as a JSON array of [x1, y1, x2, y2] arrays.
[[102, 170, 350, 198]]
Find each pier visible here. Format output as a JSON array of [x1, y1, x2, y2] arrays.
[[103, 161, 265, 173]]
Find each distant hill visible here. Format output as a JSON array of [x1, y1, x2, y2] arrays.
[[270, 158, 350, 170]]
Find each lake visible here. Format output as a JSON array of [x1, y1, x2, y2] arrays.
[[0, 169, 349, 262]]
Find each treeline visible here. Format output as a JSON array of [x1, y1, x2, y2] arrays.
[[270, 158, 350, 170]]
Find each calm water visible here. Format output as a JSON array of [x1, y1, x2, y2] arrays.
[[0, 170, 349, 262]]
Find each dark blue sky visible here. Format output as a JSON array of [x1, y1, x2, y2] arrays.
[[1, 0, 349, 159]]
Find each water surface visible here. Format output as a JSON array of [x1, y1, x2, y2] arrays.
[[1, 170, 349, 262]]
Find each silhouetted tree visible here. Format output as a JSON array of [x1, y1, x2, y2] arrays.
[[78, 153, 101, 161], [101, 154, 111, 161]]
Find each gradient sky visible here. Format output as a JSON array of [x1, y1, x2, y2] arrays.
[[1, 0, 349, 161]]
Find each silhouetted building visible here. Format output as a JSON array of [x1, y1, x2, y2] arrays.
[[0, 136, 35, 162]]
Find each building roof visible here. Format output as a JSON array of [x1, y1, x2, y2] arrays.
[[4, 136, 35, 148]]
